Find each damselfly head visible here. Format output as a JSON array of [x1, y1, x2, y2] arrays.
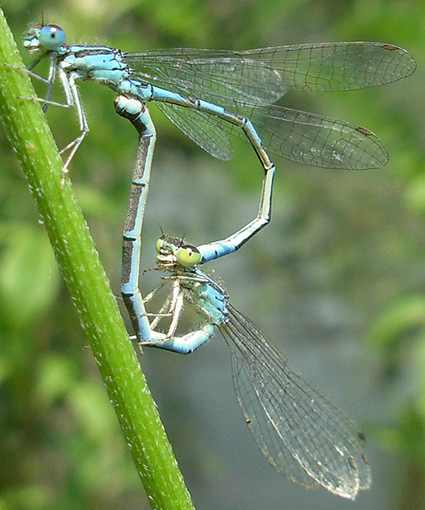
[[155, 235, 201, 268], [24, 24, 65, 52]]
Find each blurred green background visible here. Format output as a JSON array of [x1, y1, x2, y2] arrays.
[[0, 0, 424, 509]]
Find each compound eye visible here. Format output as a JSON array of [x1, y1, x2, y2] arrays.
[[176, 245, 201, 267], [39, 25, 65, 50], [155, 238, 162, 254]]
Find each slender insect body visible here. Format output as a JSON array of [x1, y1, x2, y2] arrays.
[[21, 22, 417, 499]]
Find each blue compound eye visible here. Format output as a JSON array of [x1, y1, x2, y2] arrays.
[[39, 25, 65, 50]]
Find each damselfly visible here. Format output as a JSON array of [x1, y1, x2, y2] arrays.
[[115, 103, 371, 497], [23, 23, 415, 176], [23, 24, 415, 257], [138, 234, 371, 499]]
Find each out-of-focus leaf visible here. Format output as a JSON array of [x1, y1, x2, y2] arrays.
[[368, 294, 425, 349], [0, 224, 60, 326]]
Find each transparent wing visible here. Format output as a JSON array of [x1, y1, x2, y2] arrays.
[[124, 42, 416, 108], [237, 103, 388, 169], [241, 42, 416, 92], [125, 48, 286, 107], [156, 102, 233, 160], [219, 303, 371, 499], [154, 101, 387, 168]]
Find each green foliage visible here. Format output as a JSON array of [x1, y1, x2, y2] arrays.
[[0, 0, 424, 509]]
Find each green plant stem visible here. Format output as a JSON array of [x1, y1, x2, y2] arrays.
[[0, 10, 194, 510]]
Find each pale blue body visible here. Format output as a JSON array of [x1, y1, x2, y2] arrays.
[[138, 234, 372, 498], [21, 26, 416, 498], [23, 24, 416, 259], [113, 102, 371, 496]]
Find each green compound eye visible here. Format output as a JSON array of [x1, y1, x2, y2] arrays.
[[176, 245, 201, 267], [155, 237, 163, 253]]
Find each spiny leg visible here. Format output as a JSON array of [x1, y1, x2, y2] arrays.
[[15, 56, 90, 185]]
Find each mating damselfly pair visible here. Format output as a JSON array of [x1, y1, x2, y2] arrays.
[[22, 22, 416, 498]]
